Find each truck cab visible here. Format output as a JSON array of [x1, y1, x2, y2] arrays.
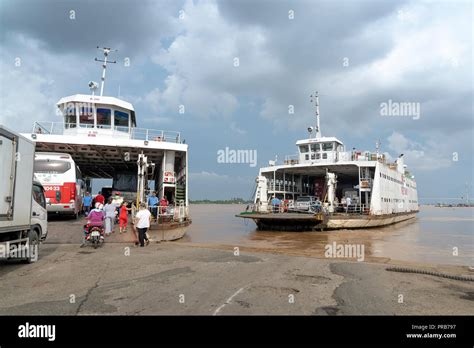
[[32, 181, 48, 241]]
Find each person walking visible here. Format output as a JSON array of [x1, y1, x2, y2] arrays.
[[159, 196, 168, 215], [345, 196, 352, 213], [82, 192, 92, 216], [104, 198, 116, 236], [134, 203, 151, 247], [148, 191, 159, 219], [119, 201, 131, 234]]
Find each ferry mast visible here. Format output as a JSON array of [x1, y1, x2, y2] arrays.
[[310, 91, 321, 139], [94, 46, 117, 96]]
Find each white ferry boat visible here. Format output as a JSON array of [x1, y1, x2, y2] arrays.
[[21, 47, 190, 240], [238, 92, 419, 231]]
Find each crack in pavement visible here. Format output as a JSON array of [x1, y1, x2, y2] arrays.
[[75, 261, 110, 314]]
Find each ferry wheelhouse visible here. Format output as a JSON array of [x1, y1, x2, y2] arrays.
[[239, 92, 419, 230]]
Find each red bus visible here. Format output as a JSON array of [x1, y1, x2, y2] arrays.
[[34, 153, 84, 218]]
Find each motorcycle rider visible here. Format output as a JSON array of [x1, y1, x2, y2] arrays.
[[83, 202, 105, 242]]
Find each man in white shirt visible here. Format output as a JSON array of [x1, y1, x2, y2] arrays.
[[345, 196, 352, 213], [134, 203, 151, 247]]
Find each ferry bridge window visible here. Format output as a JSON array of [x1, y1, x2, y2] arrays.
[[79, 107, 94, 127], [64, 105, 76, 128], [299, 145, 309, 153], [310, 144, 320, 152], [322, 142, 334, 151], [114, 110, 129, 129], [65, 114, 76, 128], [97, 108, 111, 129]]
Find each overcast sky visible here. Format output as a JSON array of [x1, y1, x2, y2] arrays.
[[0, 0, 472, 201]]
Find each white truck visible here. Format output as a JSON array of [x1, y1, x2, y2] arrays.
[[0, 125, 48, 263]]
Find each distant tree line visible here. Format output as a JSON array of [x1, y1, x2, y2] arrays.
[[189, 197, 252, 204]]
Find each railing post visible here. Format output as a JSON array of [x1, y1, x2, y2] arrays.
[[146, 129, 149, 141]]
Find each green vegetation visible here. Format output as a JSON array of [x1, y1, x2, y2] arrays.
[[190, 197, 252, 204]]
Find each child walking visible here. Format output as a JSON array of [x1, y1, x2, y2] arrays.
[[119, 201, 131, 234]]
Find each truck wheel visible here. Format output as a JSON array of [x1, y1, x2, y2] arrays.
[[25, 230, 39, 263]]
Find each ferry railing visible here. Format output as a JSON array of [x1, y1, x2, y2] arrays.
[[31, 121, 182, 144], [250, 201, 370, 215], [144, 202, 188, 222], [266, 182, 298, 192], [284, 154, 299, 165]]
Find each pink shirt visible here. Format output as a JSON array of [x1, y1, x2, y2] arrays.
[[88, 210, 104, 226]]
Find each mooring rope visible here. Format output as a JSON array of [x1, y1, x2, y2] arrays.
[[386, 266, 474, 282]]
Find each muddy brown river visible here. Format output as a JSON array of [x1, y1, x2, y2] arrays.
[[181, 205, 474, 266]]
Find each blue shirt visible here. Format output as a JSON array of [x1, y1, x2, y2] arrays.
[[148, 196, 159, 206], [271, 198, 281, 205], [83, 196, 93, 207]]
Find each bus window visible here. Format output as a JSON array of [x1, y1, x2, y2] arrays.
[[34, 160, 71, 173], [79, 107, 94, 127], [97, 108, 111, 129], [114, 110, 129, 130]]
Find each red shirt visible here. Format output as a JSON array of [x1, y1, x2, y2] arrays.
[[119, 205, 128, 219], [95, 194, 105, 204]]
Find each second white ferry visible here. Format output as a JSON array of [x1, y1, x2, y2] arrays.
[[238, 92, 419, 231]]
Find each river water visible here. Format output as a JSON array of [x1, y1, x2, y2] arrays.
[[181, 204, 473, 266]]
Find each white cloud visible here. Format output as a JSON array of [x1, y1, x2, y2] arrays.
[[386, 131, 451, 171], [229, 121, 247, 135]]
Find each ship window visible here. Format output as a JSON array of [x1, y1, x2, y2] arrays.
[[316, 153, 320, 160], [64, 105, 76, 128], [114, 110, 129, 129], [322, 153, 327, 159], [65, 114, 76, 128], [310, 144, 320, 152], [79, 107, 94, 127], [299, 145, 309, 153], [97, 108, 111, 129], [322, 142, 334, 151], [311, 153, 316, 160]]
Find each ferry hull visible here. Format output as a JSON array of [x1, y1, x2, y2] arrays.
[[325, 212, 417, 229], [148, 219, 192, 241], [237, 211, 418, 231]]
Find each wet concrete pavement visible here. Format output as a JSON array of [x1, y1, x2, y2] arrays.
[[1, 241, 473, 315], [0, 211, 473, 315]]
